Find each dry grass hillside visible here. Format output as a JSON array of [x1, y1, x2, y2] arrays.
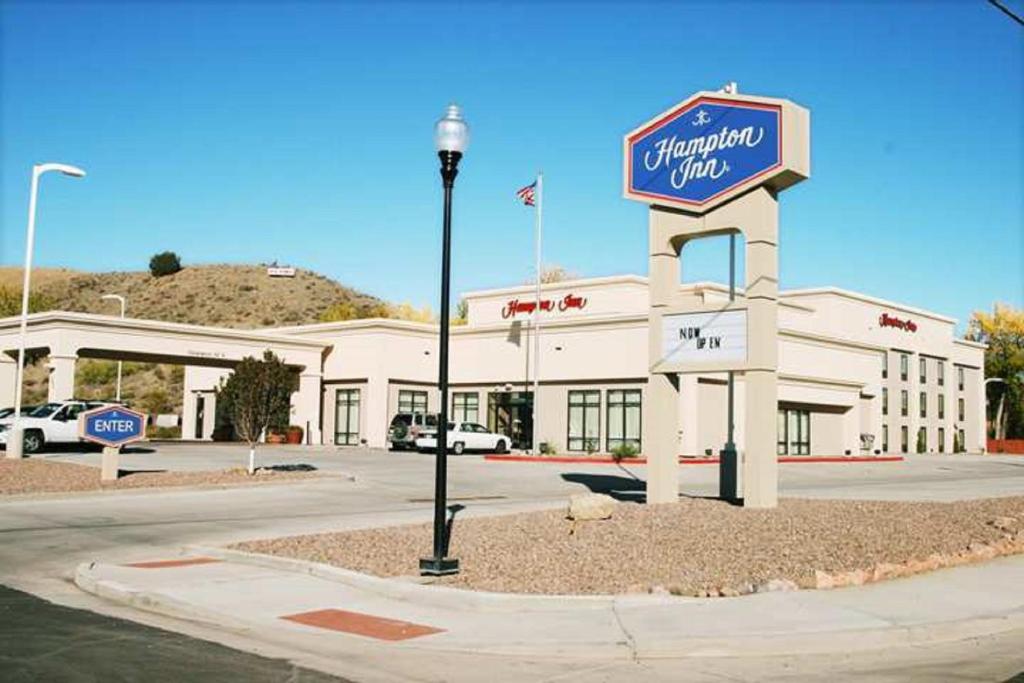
[[1, 264, 384, 417], [0, 264, 383, 328]]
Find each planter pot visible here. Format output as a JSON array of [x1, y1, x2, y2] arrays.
[[266, 433, 286, 445], [286, 429, 303, 445]]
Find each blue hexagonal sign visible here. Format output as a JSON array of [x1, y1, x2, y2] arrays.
[[624, 92, 808, 212], [79, 405, 147, 448]]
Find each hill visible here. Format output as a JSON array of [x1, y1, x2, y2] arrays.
[[1, 264, 386, 420], [0, 264, 383, 328]]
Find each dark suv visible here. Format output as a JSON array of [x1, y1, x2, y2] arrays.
[[388, 413, 438, 451]]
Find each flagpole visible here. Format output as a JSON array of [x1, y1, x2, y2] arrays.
[[532, 172, 543, 454]]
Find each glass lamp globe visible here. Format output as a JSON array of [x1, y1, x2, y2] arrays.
[[434, 104, 470, 154]]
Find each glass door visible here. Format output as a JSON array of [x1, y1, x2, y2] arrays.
[[487, 391, 533, 450], [334, 389, 361, 446]]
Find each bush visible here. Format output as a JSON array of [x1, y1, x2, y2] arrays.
[[0, 286, 54, 317], [539, 441, 558, 456], [146, 425, 181, 439], [611, 442, 640, 461], [149, 251, 182, 277]]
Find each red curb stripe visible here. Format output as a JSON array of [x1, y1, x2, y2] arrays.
[[281, 608, 444, 641], [483, 455, 905, 465], [125, 558, 222, 569]]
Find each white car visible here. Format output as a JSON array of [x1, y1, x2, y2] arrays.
[[0, 400, 114, 454], [414, 422, 511, 455]]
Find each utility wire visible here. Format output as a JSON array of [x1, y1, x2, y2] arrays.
[[988, 0, 1024, 26]]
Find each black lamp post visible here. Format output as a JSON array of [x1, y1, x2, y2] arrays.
[[420, 104, 469, 577]]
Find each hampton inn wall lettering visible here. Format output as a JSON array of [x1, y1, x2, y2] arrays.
[[501, 293, 588, 319], [879, 313, 918, 333]]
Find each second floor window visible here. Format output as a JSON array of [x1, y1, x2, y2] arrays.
[[958, 397, 965, 422], [882, 387, 888, 415], [938, 394, 945, 419], [919, 357, 927, 384], [919, 391, 927, 418], [901, 390, 908, 417], [938, 361, 945, 386], [900, 354, 909, 381]]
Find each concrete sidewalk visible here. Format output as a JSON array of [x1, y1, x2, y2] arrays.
[[76, 547, 1024, 677]]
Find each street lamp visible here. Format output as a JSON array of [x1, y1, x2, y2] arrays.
[[100, 294, 126, 402], [7, 163, 86, 460], [420, 104, 469, 577]]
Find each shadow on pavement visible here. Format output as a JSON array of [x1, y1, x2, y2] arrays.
[[561, 469, 646, 503]]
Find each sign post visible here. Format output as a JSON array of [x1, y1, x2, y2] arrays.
[[79, 405, 147, 481], [623, 87, 810, 508]]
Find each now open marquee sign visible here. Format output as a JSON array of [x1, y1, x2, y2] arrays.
[[79, 405, 147, 448], [623, 91, 809, 213]]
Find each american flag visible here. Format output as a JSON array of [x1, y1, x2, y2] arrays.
[[515, 181, 537, 207]]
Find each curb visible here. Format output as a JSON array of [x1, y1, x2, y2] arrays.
[[484, 454, 905, 465], [74, 555, 1024, 660]]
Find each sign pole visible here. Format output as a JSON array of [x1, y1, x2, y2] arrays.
[[721, 233, 738, 502]]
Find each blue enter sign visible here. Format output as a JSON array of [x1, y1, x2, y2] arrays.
[[80, 405, 146, 447]]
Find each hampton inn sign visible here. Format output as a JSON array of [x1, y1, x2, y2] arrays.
[[501, 293, 588, 319], [624, 87, 810, 508]]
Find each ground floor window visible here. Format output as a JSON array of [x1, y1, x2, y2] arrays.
[[882, 424, 889, 452], [452, 392, 479, 423], [398, 390, 428, 414], [917, 426, 927, 453], [567, 390, 600, 452], [938, 427, 945, 453], [334, 389, 360, 446], [901, 425, 909, 453], [958, 428, 965, 452], [777, 409, 810, 456], [606, 389, 641, 452]]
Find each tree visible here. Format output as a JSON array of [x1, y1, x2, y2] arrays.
[[452, 299, 468, 326], [966, 303, 1024, 439], [523, 264, 578, 286], [0, 286, 55, 317], [216, 351, 295, 474], [149, 251, 182, 277], [319, 299, 390, 322]]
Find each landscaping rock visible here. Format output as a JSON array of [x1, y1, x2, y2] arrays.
[[754, 578, 798, 593], [566, 493, 617, 521], [990, 516, 1019, 532]]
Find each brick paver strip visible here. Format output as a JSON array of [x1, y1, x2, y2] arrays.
[[280, 608, 445, 641], [124, 558, 222, 569]]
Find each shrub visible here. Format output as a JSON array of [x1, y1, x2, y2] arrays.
[[77, 359, 118, 386], [146, 425, 181, 439], [149, 251, 182, 277], [611, 442, 640, 461], [916, 429, 927, 454], [539, 441, 558, 456], [0, 286, 55, 317]]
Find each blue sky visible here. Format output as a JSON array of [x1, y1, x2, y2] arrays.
[[1, 1, 1021, 327]]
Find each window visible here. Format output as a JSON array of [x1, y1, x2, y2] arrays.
[[398, 390, 428, 414], [777, 408, 810, 456], [881, 353, 887, 379], [901, 425, 909, 453], [882, 388, 888, 416], [919, 357, 926, 384], [882, 424, 889, 452], [958, 428, 965, 452], [334, 389, 360, 446], [901, 390, 908, 417], [938, 361, 945, 387], [452, 392, 479, 423], [567, 391, 600, 452], [958, 367, 964, 391], [958, 397, 965, 422], [938, 427, 945, 453], [917, 427, 927, 453], [938, 394, 945, 420], [900, 354, 909, 381], [606, 389, 641, 452], [919, 391, 927, 419]]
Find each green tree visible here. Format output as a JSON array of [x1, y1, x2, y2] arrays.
[[216, 350, 295, 473], [149, 251, 182, 277], [966, 303, 1024, 439], [319, 299, 390, 322], [0, 286, 55, 317]]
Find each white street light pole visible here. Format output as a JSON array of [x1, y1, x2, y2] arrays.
[[100, 294, 126, 402], [7, 163, 86, 460]]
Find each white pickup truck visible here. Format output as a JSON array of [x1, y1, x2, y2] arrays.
[[0, 400, 115, 454]]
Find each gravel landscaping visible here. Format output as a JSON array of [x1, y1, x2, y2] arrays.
[[233, 496, 1024, 596], [0, 459, 323, 496]]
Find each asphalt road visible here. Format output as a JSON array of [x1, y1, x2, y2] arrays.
[[0, 585, 352, 682], [2, 444, 1023, 681]]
